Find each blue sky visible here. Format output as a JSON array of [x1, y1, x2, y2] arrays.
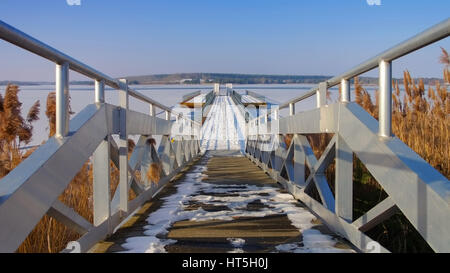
[[0, 0, 449, 81]]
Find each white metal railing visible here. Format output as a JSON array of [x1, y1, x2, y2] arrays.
[[0, 20, 202, 253], [245, 18, 450, 253]]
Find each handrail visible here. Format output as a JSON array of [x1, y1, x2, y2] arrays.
[[230, 90, 252, 121], [279, 18, 450, 109], [245, 90, 266, 102], [245, 101, 450, 252], [181, 90, 202, 102], [202, 90, 216, 113], [0, 20, 200, 126]]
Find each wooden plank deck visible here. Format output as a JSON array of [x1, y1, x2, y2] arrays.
[[90, 152, 354, 253]]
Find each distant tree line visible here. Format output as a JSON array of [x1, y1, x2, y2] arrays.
[[1, 73, 444, 86], [123, 73, 445, 85]]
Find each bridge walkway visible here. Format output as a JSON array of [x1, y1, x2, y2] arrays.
[[90, 151, 355, 253]]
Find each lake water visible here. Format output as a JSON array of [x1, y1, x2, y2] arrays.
[[0, 84, 379, 146]]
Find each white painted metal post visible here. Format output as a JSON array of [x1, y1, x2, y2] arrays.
[[289, 103, 295, 116], [149, 103, 155, 117], [271, 107, 279, 136], [265, 114, 269, 134], [95, 79, 105, 103], [293, 135, 305, 185], [93, 135, 111, 227], [317, 82, 327, 108], [190, 121, 195, 144], [165, 110, 171, 121], [379, 60, 392, 137], [214, 83, 220, 95], [149, 104, 156, 137], [118, 79, 129, 213], [55, 62, 69, 138], [335, 135, 353, 222], [341, 79, 350, 103], [260, 105, 267, 135]]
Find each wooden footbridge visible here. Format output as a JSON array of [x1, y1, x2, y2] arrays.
[[0, 19, 449, 253]]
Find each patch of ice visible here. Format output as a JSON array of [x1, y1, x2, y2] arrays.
[[275, 243, 301, 253], [120, 236, 176, 253], [275, 230, 355, 253], [228, 238, 245, 248], [228, 248, 245, 253]]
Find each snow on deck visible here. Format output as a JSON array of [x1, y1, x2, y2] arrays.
[[200, 96, 246, 152], [118, 155, 355, 253]]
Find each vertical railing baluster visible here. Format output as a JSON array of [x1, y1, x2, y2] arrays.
[[165, 110, 171, 121], [93, 135, 111, 227], [95, 79, 105, 103], [149, 103, 155, 137], [289, 102, 295, 116], [340, 79, 350, 103], [293, 134, 305, 185], [317, 82, 327, 108], [335, 135, 353, 222], [149, 103, 155, 116], [55, 62, 69, 138], [379, 60, 392, 137], [118, 79, 129, 213]]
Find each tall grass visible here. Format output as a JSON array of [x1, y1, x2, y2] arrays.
[[351, 48, 449, 178], [0, 84, 40, 177]]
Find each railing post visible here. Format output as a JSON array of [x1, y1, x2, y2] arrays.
[[340, 79, 350, 103], [379, 60, 392, 137], [265, 113, 269, 134], [95, 79, 105, 103], [289, 103, 295, 116], [335, 135, 353, 222], [149, 103, 156, 137], [55, 62, 69, 138], [214, 83, 220, 95], [93, 135, 111, 227], [317, 82, 327, 108], [271, 107, 279, 136], [149, 103, 155, 117], [165, 110, 171, 121], [118, 78, 129, 213], [190, 120, 195, 145]]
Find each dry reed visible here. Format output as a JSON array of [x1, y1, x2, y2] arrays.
[[146, 138, 162, 184]]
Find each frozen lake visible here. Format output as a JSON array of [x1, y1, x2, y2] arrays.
[[0, 83, 378, 146]]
